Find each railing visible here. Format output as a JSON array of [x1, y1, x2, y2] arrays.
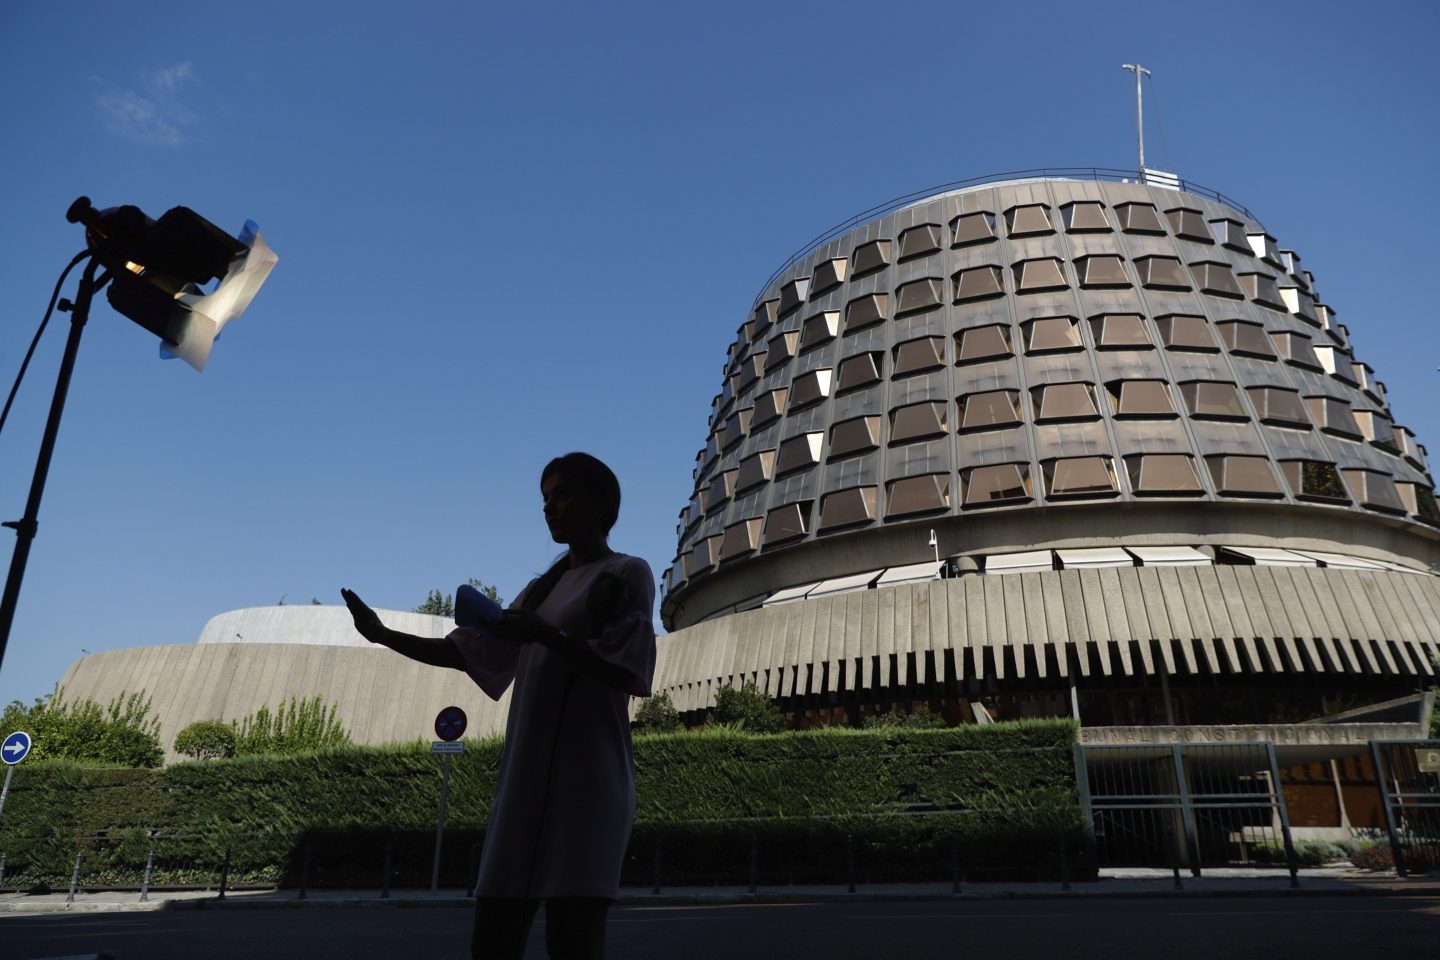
[[750, 166, 1264, 310]]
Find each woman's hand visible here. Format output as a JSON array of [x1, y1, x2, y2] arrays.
[[495, 608, 561, 646], [341, 588, 387, 643]]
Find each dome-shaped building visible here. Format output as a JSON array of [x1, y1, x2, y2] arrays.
[[650, 170, 1440, 731]]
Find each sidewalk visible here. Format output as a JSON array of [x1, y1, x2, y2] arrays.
[[2, 867, 1437, 914]]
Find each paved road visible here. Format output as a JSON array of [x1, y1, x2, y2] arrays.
[[2, 896, 1438, 960]]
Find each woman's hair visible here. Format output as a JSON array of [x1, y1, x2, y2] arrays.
[[541, 452, 622, 536], [523, 453, 622, 613]]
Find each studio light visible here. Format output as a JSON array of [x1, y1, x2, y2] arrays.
[[66, 196, 277, 371], [0, 197, 279, 675]]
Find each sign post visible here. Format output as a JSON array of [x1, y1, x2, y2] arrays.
[[1, 731, 33, 828], [430, 707, 467, 893]]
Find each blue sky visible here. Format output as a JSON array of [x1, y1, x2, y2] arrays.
[[1, 0, 1437, 710]]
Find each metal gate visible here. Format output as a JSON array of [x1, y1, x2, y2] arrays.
[[1370, 740, 1440, 876], [1076, 742, 1297, 876]]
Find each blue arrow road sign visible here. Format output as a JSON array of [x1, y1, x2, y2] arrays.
[[2, 731, 32, 765]]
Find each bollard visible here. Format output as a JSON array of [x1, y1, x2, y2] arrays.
[[950, 837, 961, 895], [650, 837, 662, 895], [845, 834, 856, 895], [217, 849, 232, 901], [1059, 838, 1071, 892], [0, 852, 6, 890], [297, 844, 312, 901], [139, 848, 155, 903], [381, 844, 393, 899], [747, 833, 758, 894], [67, 853, 83, 903]]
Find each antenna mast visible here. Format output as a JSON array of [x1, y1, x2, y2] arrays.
[[1121, 63, 1151, 175]]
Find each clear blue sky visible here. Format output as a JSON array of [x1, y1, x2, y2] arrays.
[[1, 0, 1437, 710]]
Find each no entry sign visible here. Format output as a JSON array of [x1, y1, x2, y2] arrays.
[[434, 706, 467, 742]]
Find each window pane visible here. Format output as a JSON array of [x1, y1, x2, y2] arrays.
[[1033, 382, 1099, 422], [1005, 204, 1054, 237], [829, 415, 881, 458], [1117, 202, 1166, 234], [890, 402, 948, 444], [1180, 381, 1247, 420], [845, 292, 888, 333], [896, 277, 944, 315], [1206, 455, 1283, 497], [1126, 454, 1202, 495], [959, 389, 1021, 431], [950, 211, 997, 246], [1089, 313, 1150, 349], [898, 223, 943, 261], [764, 330, 799, 370], [1245, 387, 1309, 428], [1192, 261, 1244, 298], [893, 336, 946, 376], [810, 257, 847, 295], [1137, 256, 1190, 290], [956, 323, 1014, 363], [1218, 320, 1276, 359], [763, 501, 811, 546], [1280, 461, 1349, 501], [851, 239, 892, 277], [1045, 456, 1118, 498], [753, 387, 788, 427], [1062, 201, 1111, 232], [1304, 396, 1363, 439], [1078, 255, 1129, 287], [1155, 314, 1217, 352], [800, 310, 840, 351], [1111, 379, 1176, 418], [1023, 316, 1081, 354], [886, 474, 951, 517], [953, 264, 1005, 302], [963, 463, 1032, 506], [1013, 257, 1068, 292], [820, 486, 877, 529], [836, 351, 882, 392], [776, 432, 824, 475], [1165, 207, 1212, 242]]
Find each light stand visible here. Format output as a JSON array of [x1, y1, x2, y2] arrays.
[[0, 257, 105, 676]]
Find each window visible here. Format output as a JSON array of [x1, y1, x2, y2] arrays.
[[1268, 331, 1322, 370], [1005, 204, 1054, 237], [1304, 396, 1363, 440], [720, 407, 753, 449], [735, 450, 777, 492], [810, 258, 847, 295], [1280, 460, 1349, 502], [890, 401, 948, 444], [1012, 257, 1068, 292], [1165, 207, 1212, 242], [955, 323, 1014, 364], [892, 336, 946, 377], [950, 211, 997, 246], [1125, 454, 1203, 495], [735, 353, 764, 392], [1136, 255, 1191, 289], [895, 277, 944, 315], [1245, 387, 1310, 428], [1341, 469, 1406, 514], [752, 299, 778, 336], [962, 463, 1032, 507], [851, 238, 892, 277], [1210, 218, 1250, 251], [1108, 379, 1176, 418], [763, 501, 812, 546], [763, 330, 799, 371], [958, 390, 1021, 432], [1044, 456, 1118, 499], [952, 264, 1005, 302], [1239, 272, 1286, 310], [752, 387, 788, 427], [789, 368, 834, 409], [845, 292, 888, 333], [819, 485, 877, 529], [684, 538, 719, 577], [1247, 232, 1281, 265], [776, 432, 824, 475], [886, 474, 951, 517], [721, 517, 763, 560], [1354, 410, 1401, 454], [1206, 455, 1283, 497], [1155, 314, 1218, 352], [1116, 201, 1166, 234], [828, 415, 880, 458], [1398, 483, 1440, 524], [898, 223, 943, 261], [1190, 261, 1244, 298], [1179, 381, 1247, 420], [779, 277, 809, 316], [1089, 313, 1151, 349], [1076, 255, 1129, 287], [836, 351, 883, 392], [707, 468, 738, 508], [800, 310, 840, 351], [1022, 315, 1081, 354], [1061, 201, 1111, 232], [1032, 382, 1100, 422], [1216, 320, 1276, 359]]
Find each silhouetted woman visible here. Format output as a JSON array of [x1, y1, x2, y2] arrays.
[[342, 452, 656, 959]]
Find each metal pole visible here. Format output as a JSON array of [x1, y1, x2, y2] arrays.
[[1171, 745, 1202, 878], [217, 848, 231, 901], [0, 259, 100, 676], [0, 764, 13, 828], [66, 852, 82, 903], [139, 848, 154, 903], [1370, 741, 1408, 877], [1261, 743, 1300, 889], [1121, 63, 1150, 176], [431, 752, 453, 893]]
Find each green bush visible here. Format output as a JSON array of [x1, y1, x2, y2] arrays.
[[862, 703, 948, 729], [633, 692, 682, 733], [174, 720, 237, 760], [0, 686, 162, 768], [1350, 842, 1395, 871], [1250, 840, 1350, 866], [231, 696, 351, 756], [707, 682, 783, 733]]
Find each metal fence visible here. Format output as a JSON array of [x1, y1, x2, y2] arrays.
[[1370, 740, 1440, 876], [1076, 742, 1297, 880]]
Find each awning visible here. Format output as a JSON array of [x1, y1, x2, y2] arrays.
[[1126, 545, 1211, 566], [985, 550, 1053, 574], [1056, 547, 1134, 569]]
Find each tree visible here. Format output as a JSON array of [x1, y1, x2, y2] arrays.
[[0, 685, 163, 767], [414, 579, 504, 617], [708, 681, 784, 733], [230, 696, 352, 756], [633, 692, 682, 733], [174, 720, 237, 760]]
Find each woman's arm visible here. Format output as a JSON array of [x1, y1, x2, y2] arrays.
[[496, 608, 635, 688], [341, 588, 464, 670]]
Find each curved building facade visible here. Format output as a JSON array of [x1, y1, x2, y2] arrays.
[[651, 170, 1440, 728]]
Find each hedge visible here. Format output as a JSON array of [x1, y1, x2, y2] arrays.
[[0, 720, 1084, 889]]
